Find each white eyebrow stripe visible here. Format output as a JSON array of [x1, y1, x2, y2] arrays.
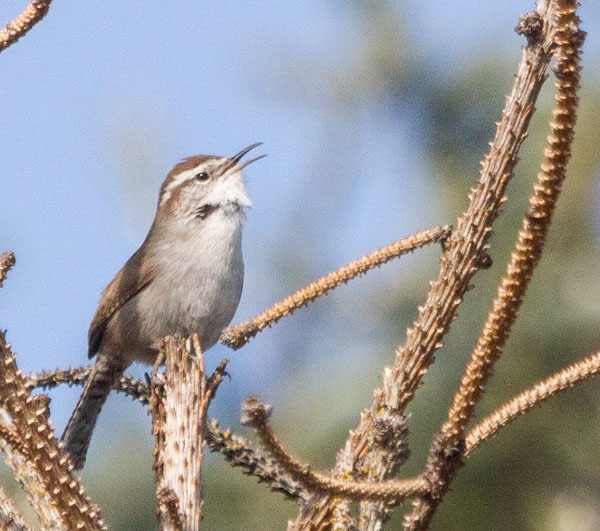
[[159, 158, 225, 207], [160, 168, 197, 206]]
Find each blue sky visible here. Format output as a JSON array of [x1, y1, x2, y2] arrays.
[[1, 0, 599, 437]]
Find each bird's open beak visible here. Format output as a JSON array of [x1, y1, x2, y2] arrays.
[[220, 143, 266, 176]]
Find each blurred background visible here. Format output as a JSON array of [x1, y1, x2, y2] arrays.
[[1, 1, 600, 529]]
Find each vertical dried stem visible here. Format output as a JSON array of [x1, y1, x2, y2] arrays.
[[405, 1, 583, 528], [0, 332, 105, 530], [294, 2, 559, 528], [0, 0, 52, 53], [443, 0, 583, 448], [152, 335, 227, 530]]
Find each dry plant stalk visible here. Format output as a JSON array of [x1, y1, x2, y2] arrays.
[[0, 483, 30, 531], [0, 332, 105, 530], [0, 415, 64, 530], [221, 226, 450, 349], [405, 2, 584, 528], [29, 367, 309, 502], [206, 418, 309, 502], [0, 0, 592, 528], [28, 366, 151, 406], [0, 0, 52, 53], [151, 335, 228, 530], [241, 397, 429, 504], [294, 1, 563, 528], [444, 0, 583, 448], [465, 351, 600, 456], [0, 252, 15, 287]]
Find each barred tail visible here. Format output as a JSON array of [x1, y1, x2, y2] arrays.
[[61, 355, 128, 470]]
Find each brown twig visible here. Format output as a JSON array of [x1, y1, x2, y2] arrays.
[[0, 0, 52, 53], [151, 335, 228, 530], [0, 252, 15, 287], [27, 366, 151, 405], [295, 3, 562, 527], [465, 352, 600, 456], [221, 226, 451, 349], [406, 2, 584, 528], [206, 418, 309, 502], [29, 366, 308, 502], [0, 332, 105, 530], [443, 1, 583, 450], [241, 397, 429, 506]]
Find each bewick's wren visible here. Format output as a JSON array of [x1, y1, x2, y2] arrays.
[[62, 143, 264, 469]]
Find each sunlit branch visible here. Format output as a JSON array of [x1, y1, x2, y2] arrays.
[[241, 397, 429, 504], [0, 0, 52, 53], [465, 352, 600, 456], [221, 225, 450, 349]]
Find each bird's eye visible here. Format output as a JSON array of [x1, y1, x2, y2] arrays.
[[195, 172, 210, 182]]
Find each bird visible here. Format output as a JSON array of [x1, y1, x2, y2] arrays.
[[61, 143, 264, 469]]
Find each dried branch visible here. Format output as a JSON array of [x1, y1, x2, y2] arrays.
[[221, 226, 451, 349], [150, 367, 169, 527], [0, 483, 30, 531], [0, 0, 52, 53], [443, 1, 583, 451], [27, 366, 151, 405], [206, 418, 309, 502], [0, 332, 105, 530], [241, 397, 429, 507], [29, 367, 308, 502], [358, 402, 412, 529], [465, 351, 600, 456], [406, 2, 584, 528], [151, 335, 228, 530], [0, 252, 15, 287], [295, 3, 562, 528], [0, 419, 63, 529]]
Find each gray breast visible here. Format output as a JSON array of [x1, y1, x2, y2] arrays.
[[130, 217, 245, 361]]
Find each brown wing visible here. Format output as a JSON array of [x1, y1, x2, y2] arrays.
[[88, 245, 157, 358]]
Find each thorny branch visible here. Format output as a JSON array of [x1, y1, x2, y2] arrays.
[[0, 252, 15, 287], [221, 226, 451, 349], [28, 366, 151, 405], [150, 335, 229, 530], [444, 1, 584, 452], [0, 0, 593, 528], [0, 332, 105, 530], [28, 366, 309, 503], [405, 2, 584, 528], [206, 418, 309, 502], [0, 0, 52, 53], [241, 397, 429, 504], [465, 351, 600, 456], [294, 1, 566, 528]]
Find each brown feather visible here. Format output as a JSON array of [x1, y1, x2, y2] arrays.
[[88, 242, 157, 359]]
